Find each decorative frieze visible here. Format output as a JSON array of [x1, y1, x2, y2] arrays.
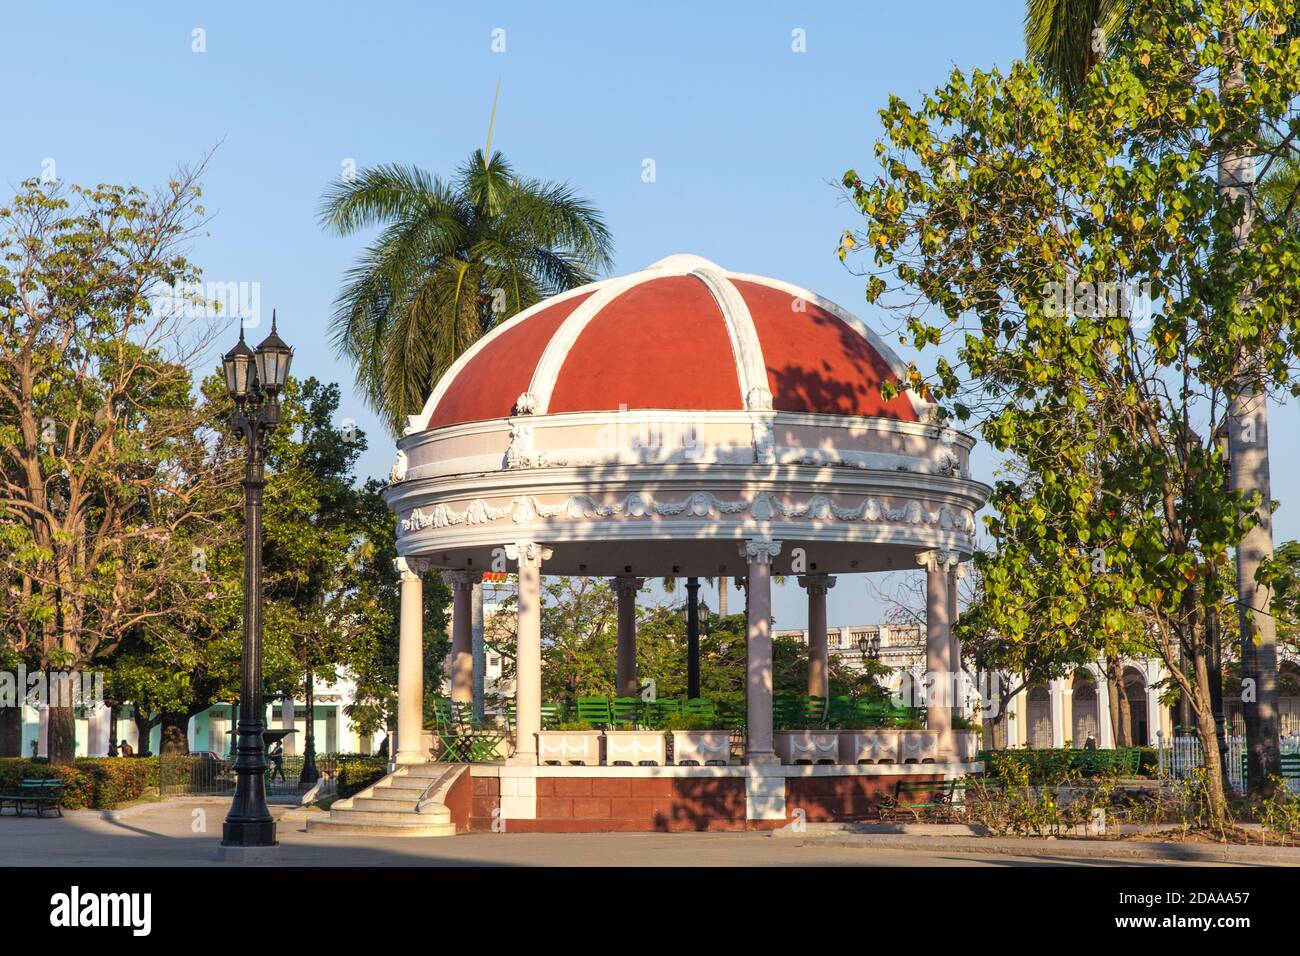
[[399, 490, 977, 539]]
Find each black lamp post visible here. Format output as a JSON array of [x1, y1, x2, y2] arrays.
[[220, 313, 293, 849], [857, 630, 881, 663], [685, 578, 701, 698]]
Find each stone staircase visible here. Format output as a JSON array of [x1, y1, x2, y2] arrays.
[[306, 763, 464, 837]]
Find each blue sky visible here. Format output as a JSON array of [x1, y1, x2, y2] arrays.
[[6, 1, 1297, 629]]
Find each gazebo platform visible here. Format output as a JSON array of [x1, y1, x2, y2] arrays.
[[457, 761, 982, 833]]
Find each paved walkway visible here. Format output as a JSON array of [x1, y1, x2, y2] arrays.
[[0, 800, 1239, 867]]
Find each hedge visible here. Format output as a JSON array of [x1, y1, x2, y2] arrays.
[[0, 757, 158, 810], [979, 747, 1152, 782], [336, 755, 389, 798]]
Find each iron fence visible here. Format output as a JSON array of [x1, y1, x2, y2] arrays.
[[157, 751, 339, 798], [1157, 735, 1300, 794]]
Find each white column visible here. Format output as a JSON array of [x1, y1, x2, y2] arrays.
[[799, 574, 835, 700], [394, 556, 427, 765], [1049, 678, 1066, 748], [1145, 665, 1162, 746], [444, 570, 482, 706], [918, 550, 955, 756], [37, 706, 48, 758], [949, 561, 967, 711], [742, 538, 781, 764], [508, 541, 551, 765], [1096, 667, 1114, 747], [280, 696, 296, 756], [614, 576, 643, 697], [471, 581, 486, 719]]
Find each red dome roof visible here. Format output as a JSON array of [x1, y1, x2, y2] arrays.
[[422, 254, 922, 430]]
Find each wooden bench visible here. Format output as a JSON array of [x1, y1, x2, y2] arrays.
[[0, 777, 66, 817], [879, 778, 967, 823]]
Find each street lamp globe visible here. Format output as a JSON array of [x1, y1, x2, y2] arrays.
[[222, 327, 256, 402], [254, 310, 293, 395]]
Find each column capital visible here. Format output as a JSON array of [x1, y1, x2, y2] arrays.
[[797, 573, 837, 595], [394, 555, 430, 580], [952, 560, 969, 580], [739, 538, 782, 565], [915, 549, 958, 573], [505, 541, 553, 568], [612, 576, 645, 597], [442, 569, 484, 589]]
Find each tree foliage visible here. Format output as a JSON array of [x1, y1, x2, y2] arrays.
[[845, 0, 1300, 816]]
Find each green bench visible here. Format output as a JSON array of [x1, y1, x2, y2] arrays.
[[878, 777, 967, 823], [0, 777, 66, 817]]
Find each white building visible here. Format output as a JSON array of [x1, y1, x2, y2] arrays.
[[777, 622, 1193, 748], [16, 673, 381, 758]]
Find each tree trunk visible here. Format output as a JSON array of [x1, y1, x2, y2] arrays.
[[159, 712, 189, 755], [0, 703, 21, 758], [132, 708, 153, 755], [1219, 25, 1282, 799], [1107, 659, 1132, 748], [1230, 388, 1282, 796], [46, 702, 76, 765], [718, 578, 729, 617], [1191, 649, 1229, 828]]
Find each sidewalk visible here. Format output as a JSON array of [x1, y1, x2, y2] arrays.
[[774, 822, 1300, 865]]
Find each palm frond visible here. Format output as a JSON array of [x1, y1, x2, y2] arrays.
[[1025, 0, 1132, 102]]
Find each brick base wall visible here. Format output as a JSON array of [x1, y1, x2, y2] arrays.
[[785, 772, 941, 822], [466, 772, 931, 832]]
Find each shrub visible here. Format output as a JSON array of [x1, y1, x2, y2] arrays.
[[660, 714, 726, 732], [0, 757, 158, 810], [335, 755, 389, 798]]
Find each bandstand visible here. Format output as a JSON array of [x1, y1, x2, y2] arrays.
[[383, 254, 991, 831]]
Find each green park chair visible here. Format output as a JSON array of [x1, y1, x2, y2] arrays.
[[682, 698, 717, 722], [540, 702, 562, 730], [827, 696, 855, 728], [802, 695, 828, 728], [611, 696, 643, 727], [576, 696, 612, 729], [716, 699, 746, 731], [645, 699, 681, 728], [772, 695, 799, 730]]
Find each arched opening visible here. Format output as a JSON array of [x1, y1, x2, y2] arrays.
[[1027, 684, 1052, 749], [1071, 672, 1099, 747], [1123, 666, 1148, 746]]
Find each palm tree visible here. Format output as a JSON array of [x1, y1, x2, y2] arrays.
[[319, 149, 614, 433], [1024, 0, 1284, 795], [1025, 0, 1133, 103]]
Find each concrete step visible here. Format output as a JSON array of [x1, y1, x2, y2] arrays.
[[306, 817, 456, 838], [358, 787, 422, 803], [384, 776, 438, 790], [329, 806, 450, 826], [398, 762, 459, 778], [351, 796, 450, 817]]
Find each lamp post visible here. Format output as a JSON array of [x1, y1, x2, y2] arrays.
[[220, 313, 293, 849]]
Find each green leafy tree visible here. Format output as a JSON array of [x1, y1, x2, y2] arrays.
[[0, 170, 237, 764], [1023, 0, 1290, 796], [845, 0, 1300, 815], [344, 479, 450, 742], [319, 149, 614, 433]]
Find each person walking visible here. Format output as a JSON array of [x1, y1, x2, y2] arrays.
[[267, 740, 286, 782]]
